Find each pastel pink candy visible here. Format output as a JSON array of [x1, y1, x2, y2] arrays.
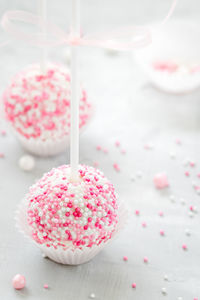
[[154, 173, 169, 189], [153, 61, 178, 73], [12, 274, 26, 290]]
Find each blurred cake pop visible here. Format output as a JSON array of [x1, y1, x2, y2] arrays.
[[3, 63, 92, 156]]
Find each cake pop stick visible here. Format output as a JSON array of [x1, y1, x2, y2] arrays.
[[38, 0, 47, 73], [70, 0, 80, 181]]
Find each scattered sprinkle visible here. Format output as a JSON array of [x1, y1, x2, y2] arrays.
[[180, 198, 185, 205], [154, 173, 169, 189], [89, 293, 96, 299], [160, 230, 165, 236], [123, 256, 128, 261], [164, 274, 168, 281], [159, 211, 164, 217], [143, 257, 148, 263], [1, 130, 6, 136], [43, 284, 48, 289], [185, 229, 191, 236], [136, 171, 143, 178], [130, 175, 135, 182], [131, 283, 136, 289], [96, 145, 101, 151], [170, 195, 175, 203], [161, 287, 167, 295], [12, 274, 26, 290], [113, 163, 120, 172], [175, 139, 182, 145], [103, 148, 108, 154], [144, 143, 154, 150], [135, 210, 140, 216], [142, 222, 147, 228], [121, 149, 126, 154], [93, 161, 99, 168], [182, 244, 187, 250], [19, 155, 35, 171], [115, 141, 120, 147], [185, 171, 190, 177], [169, 151, 176, 159]]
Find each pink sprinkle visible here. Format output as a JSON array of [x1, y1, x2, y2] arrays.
[[113, 163, 120, 172], [194, 298, 198, 300], [176, 138, 182, 145], [0, 153, 4, 158], [131, 283, 136, 289], [143, 257, 148, 263], [135, 210, 140, 216], [153, 173, 169, 189], [12, 274, 26, 290], [197, 173, 200, 178], [190, 161, 195, 167], [1, 130, 6, 136], [123, 256, 128, 261], [160, 230, 165, 236], [115, 141, 120, 147], [185, 171, 190, 177], [144, 143, 151, 150], [96, 145, 101, 151], [93, 161, 99, 168], [153, 61, 178, 73], [159, 211, 164, 217], [182, 244, 187, 250], [44, 284, 48, 289], [142, 222, 147, 228], [121, 149, 126, 154], [190, 206, 194, 211], [103, 148, 108, 154]]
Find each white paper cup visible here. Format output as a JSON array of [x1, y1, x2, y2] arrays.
[[14, 130, 70, 157], [16, 197, 128, 265]]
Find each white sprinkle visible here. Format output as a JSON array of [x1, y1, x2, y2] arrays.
[[170, 195, 175, 203], [185, 228, 191, 236], [130, 175, 135, 182], [136, 171, 143, 179], [180, 198, 186, 205], [89, 293, 96, 299], [164, 274, 168, 281], [19, 155, 35, 171], [182, 158, 189, 166], [161, 287, 167, 295], [169, 151, 176, 159], [189, 212, 194, 218]]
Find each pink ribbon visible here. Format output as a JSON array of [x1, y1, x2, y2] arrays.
[[1, 0, 177, 51]]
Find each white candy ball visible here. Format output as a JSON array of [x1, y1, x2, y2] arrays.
[[19, 155, 35, 171]]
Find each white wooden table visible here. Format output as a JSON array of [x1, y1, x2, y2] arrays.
[[0, 0, 200, 299]]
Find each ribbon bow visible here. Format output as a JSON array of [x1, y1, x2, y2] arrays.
[[1, 0, 177, 51]]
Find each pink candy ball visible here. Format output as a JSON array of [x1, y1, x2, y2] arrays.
[[12, 274, 26, 290], [26, 165, 119, 250], [3, 63, 91, 142], [153, 173, 169, 189]]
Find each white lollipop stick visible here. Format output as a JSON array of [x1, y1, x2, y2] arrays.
[[70, 0, 80, 181], [38, 0, 47, 73]]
